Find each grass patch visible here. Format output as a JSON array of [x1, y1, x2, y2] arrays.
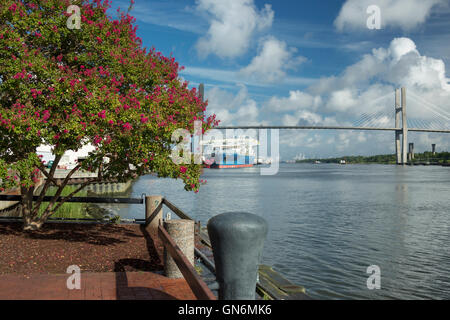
[[37, 186, 105, 220]]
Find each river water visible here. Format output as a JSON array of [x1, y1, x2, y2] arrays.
[[101, 163, 450, 300]]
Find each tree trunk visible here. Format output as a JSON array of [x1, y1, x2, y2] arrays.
[[23, 218, 44, 231], [21, 186, 40, 231]]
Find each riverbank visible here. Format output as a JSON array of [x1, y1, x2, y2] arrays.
[[295, 151, 450, 165]]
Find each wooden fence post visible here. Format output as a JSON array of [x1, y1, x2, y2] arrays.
[[145, 196, 163, 233]]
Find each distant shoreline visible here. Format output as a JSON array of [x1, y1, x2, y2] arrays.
[[292, 151, 450, 165]]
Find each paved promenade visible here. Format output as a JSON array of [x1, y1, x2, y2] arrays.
[[0, 271, 196, 300]]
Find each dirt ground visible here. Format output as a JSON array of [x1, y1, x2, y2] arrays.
[[0, 222, 164, 275]]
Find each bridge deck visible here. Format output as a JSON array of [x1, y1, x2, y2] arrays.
[[215, 126, 450, 133]]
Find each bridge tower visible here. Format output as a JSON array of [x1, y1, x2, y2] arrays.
[[395, 89, 402, 164], [401, 88, 408, 165], [395, 88, 408, 165]]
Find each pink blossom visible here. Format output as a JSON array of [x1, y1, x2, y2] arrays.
[[140, 116, 148, 124], [42, 110, 50, 122], [180, 166, 187, 174], [9, 3, 17, 13], [94, 135, 102, 145], [98, 110, 106, 119], [122, 123, 132, 131]]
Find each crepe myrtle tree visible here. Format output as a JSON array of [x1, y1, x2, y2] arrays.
[[0, 0, 218, 230]]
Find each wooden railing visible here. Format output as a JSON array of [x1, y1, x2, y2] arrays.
[[145, 197, 216, 300], [158, 224, 216, 300], [144, 198, 192, 227], [0, 194, 144, 204]]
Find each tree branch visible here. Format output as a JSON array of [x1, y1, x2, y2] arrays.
[[33, 155, 62, 213], [39, 164, 81, 218], [41, 178, 100, 220]]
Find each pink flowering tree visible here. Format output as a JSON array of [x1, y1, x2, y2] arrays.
[[0, 0, 218, 230]]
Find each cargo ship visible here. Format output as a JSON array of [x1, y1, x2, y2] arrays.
[[201, 137, 258, 169]]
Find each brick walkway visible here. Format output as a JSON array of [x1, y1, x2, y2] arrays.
[[0, 272, 197, 300]]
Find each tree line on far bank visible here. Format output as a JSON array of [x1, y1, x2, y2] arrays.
[[296, 152, 450, 164]]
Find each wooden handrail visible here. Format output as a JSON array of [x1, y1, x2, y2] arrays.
[[0, 195, 144, 204], [162, 198, 193, 220], [158, 224, 216, 300]]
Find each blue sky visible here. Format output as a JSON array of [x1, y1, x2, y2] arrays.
[[109, 0, 450, 159]]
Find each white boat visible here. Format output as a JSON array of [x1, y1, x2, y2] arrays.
[[340, 160, 346, 165]]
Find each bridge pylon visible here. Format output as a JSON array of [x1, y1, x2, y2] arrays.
[[395, 88, 408, 165], [395, 89, 402, 164], [401, 88, 408, 165]]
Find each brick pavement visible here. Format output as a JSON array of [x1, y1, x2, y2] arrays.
[[0, 271, 197, 300]]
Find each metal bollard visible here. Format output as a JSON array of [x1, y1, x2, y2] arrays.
[[207, 212, 268, 300]]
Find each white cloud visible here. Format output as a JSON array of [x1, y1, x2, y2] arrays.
[[326, 89, 358, 112], [180, 66, 316, 88], [281, 111, 338, 127], [205, 85, 263, 125], [195, 0, 274, 59], [335, 0, 446, 31], [308, 38, 450, 118], [240, 37, 307, 83], [266, 90, 322, 112]]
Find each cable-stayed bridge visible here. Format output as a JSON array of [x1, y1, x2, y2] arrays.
[[212, 88, 450, 165]]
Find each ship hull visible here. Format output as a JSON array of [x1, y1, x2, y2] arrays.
[[210, 164, 253, 169], [206, 152, 255, 169]]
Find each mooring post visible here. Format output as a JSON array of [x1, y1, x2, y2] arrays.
[[395, 89, 402, 165], [145, 195, 163, 233], [207, 212, 268, 300], [401, 87, 408, 165], [163, 219, 195, 278]]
